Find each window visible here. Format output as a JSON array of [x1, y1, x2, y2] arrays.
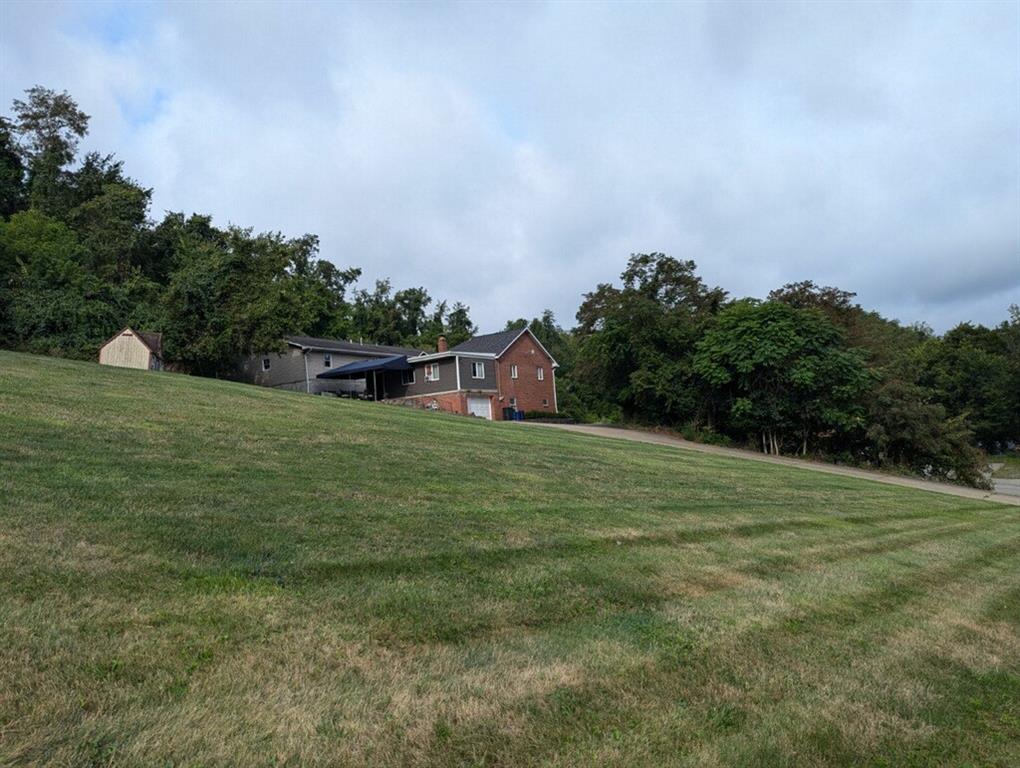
[[510, 364, 518, 379], [425, 363, 440, 382], [401, 368, 416, 385], [542, 398, 549, 407], [509, 397, 517, 408], [471, 361, 485, 379], [262, 357, 271, 371], [536, 366, 545, 381], [323, 353, 332, 368]]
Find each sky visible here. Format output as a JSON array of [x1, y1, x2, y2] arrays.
[[1, 0, 1018, 333]]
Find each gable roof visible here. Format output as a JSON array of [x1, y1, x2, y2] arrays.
[[135, 331, 163, 358], [285, 335, 422, 357], [450, 327, 559, 367], [100, 327, 162, 359], [450, 328, 525, 355]]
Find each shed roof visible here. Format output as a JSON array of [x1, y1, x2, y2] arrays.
[[317, 354, 412, 378]]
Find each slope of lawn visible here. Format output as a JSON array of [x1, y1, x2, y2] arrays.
[[1, 350, 1018, 767]]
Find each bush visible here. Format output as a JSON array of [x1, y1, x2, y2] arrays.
[[523, 410, 572, 422], [678, 424, 733, 447]]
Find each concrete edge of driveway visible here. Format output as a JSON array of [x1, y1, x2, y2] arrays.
[[529, 422, 1020, 508]]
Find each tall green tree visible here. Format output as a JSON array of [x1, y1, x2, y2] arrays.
[[574, 253, 726, 423], [0, 209, 157, 357], [160, 227, 329, 376], [443, 302, 476, 347], [11, 87, 89, 217], [693, 300, 871, 455], [916, 321, 1019, 450], [0, 117, 26, 218]]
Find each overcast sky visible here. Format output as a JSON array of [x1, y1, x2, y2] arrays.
[[2, 0, 1017, 332]]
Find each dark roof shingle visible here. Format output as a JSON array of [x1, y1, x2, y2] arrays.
[[136, 331, 163, 358], [449, 328, 524, 355], [285, 335, 422, 357]]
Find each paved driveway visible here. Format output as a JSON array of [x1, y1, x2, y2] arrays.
[[531, 423, 1020, 507]]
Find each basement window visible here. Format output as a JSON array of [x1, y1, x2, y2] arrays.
[[509, 397, 517, 408], [543, 399, 549, 407], [471, 361, 485, 379], [262, 357, 271, 371]]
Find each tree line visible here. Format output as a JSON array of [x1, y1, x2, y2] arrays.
[[0, 87, 476, 378], [508, 255, 1018, 487], [2, 87, 1017, 486]]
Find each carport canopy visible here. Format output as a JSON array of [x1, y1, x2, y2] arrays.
[[317, 354, 412, 379]]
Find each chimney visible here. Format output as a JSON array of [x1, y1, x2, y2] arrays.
[[437, 335, 449, 353]]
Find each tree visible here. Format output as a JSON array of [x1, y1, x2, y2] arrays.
[[0, 209, 155, 357], [769, 279, 930, 369], [442, 302, 476, 347], [693, 301, 871, 455], [916, 322, 1019, 450], [10, 87, 90, 216], [0, 117, 26, 218], [862, 378, 988, 488], [160, 227, 329, 376], [68, 182, 151, 280], [574, 254, 726, 424]]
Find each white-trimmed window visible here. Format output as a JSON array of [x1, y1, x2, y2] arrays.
[[262, 357, 271, 371], [536, 366, 545, 381], [510, 364, 518, 379], [323, 353, 332, 368], [509, 397, 517, 408], [542, 398, 549, 407], [424, 363, 440, 382], [471, 361, 485, 379], [401, 368, 416, 385]]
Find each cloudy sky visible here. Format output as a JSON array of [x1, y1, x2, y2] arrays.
[[2, 0, 1017, 332]]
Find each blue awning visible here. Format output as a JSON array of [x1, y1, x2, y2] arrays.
[[317, 354, 411, 379]]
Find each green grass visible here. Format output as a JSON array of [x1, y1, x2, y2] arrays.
[[991, 454, 1020, 479], [2, 350, 1018, 767]]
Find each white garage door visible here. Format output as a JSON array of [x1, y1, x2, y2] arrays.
[[466, 396, 492, 420]]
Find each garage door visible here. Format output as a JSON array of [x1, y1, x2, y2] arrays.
[[466, 396, 492, 420]]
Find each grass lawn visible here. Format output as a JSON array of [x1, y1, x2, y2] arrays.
[[2, 351, 1018, 767], [991, 454, 1020, 479]]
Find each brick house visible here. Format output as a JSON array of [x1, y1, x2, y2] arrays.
[[317, 328, 558, 420]]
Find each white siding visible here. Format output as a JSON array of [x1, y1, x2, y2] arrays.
[[99, 331, 152, 370]]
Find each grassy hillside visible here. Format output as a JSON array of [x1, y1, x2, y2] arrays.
[[2, 351, 1018, 767]]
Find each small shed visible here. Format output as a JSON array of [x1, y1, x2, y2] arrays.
[[98, 327, 163, 371]]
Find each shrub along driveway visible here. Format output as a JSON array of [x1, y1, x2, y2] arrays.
[[534, 423, 1020, 506]]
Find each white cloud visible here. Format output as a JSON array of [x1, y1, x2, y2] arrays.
[[2, 0, 1017, 332]]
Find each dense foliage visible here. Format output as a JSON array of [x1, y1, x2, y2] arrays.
[[570, 254, 1017, 486], [0, 88, 476, 375], [2, 87, 1016, 487]]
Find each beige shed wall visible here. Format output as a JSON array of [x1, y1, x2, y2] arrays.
[[99, 331, 153, 370]]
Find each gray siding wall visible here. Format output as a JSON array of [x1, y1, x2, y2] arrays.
[[395, 357, 460, 397], [382, 354, 497, 399], [458, 356, 497, 391], [238, 348, 370, 394]]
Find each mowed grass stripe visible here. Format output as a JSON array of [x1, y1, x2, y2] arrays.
[[2, 351, 1018, 767]]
